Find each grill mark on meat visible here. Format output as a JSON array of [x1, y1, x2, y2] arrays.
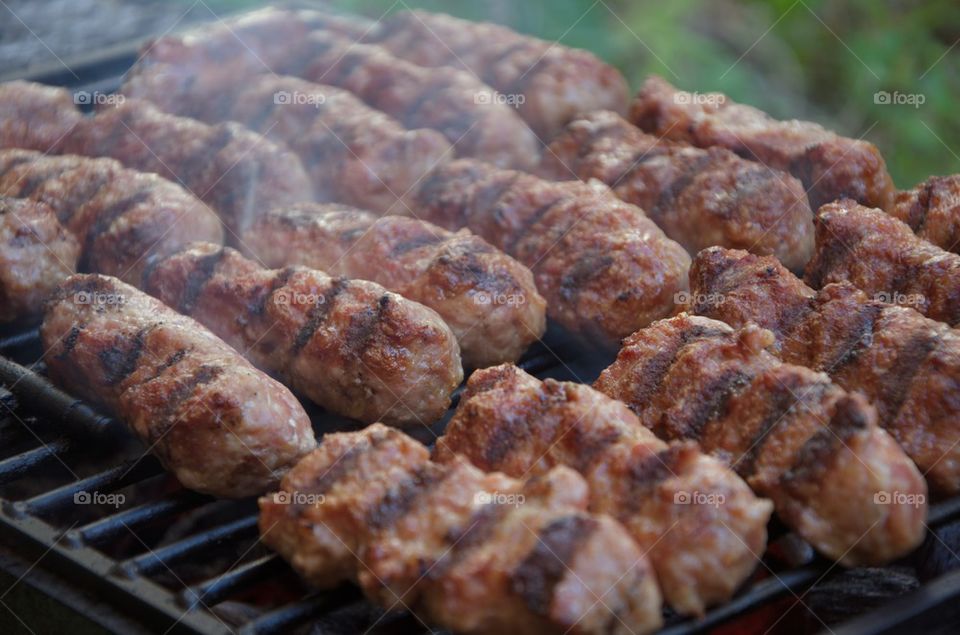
[[253, 267, 295, 316], [401, 78, 452, 126], [343, 292, 389, 356], [666, 370, 752, 440], [822, 303, 882, 373], [142, 348, 190, 384], [625, 444, 688, 507], [481, 382, 569, 467], [178, 247, 226, 314], [907, 180, 935, 233], [475, 172, 524, 218], [506, 198, 565, 254], [178, 125, 237, 190], [149, 363, 225, 444], [625, 325, 730, 411], [83, 189, 153, 258], [297, 432, 392, 504], [56, 324, 85, 360], [736, 380, 830, 478], [559, 251, 615, 301], [365, 462, 450, 532], [0, 153, 38, 179], [877, 330, 942, 424], [805, 215, 863, 288], [99, 326, 149, 386], [427, 502, 509, 581], [390, 233, 446, 257], [16, 162, 82, 198], [613, 144, 670, 186], [510, 516, 597, 617], [780, 395, 869, 493], [650, 153, 716, 221], [291, 278, 348, 355]]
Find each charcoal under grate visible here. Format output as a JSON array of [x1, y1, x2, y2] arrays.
[[2, 6, 960, 634]]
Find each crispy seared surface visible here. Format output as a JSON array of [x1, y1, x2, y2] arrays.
[[0, 80, 82, 152], [260, 424, 663, 635], [595, 314, 927, 565], [690, 246, 960, 493], [413, 159, 690, 344], [143, 242, 462, 427], [121, 69, 451, 216], [0, 196, 79, 323], [371, 10, 630, 140], [629, 76, 895, 211], [41, 274, 315, 497], [435, 364, 772, 616], [299, 31, 539, 171], [541, 110, 814, 271], [241, 203, 546, 368], [892, 174, 960, 253], [0, 149, 223, 284], [61, 97, 312, 239], [805, 199, 960, 325]]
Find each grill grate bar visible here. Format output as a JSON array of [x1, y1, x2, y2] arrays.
[[121, 515, 259, 578], [237, 588, 363, 635], [74, 491, 208, 545], [180, 554, 286, 609], [22, 456, 164, 516], [0, 437, 70, 484]]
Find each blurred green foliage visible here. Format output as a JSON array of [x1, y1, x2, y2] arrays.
[[200, 0, 960, 187]]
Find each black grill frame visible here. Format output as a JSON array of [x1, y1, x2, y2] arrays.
[[1, 7, 960, 633]]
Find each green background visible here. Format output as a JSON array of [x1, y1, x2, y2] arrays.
[[202, 0, 958, 188]]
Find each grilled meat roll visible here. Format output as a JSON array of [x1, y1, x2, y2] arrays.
[[434, 364, 772, 616], [241, 204, 546, 368], [260, 424, 664, 635], [804, 199, 960, 326], [0, 196, 80, 323], [371, 10, 630, 140], [892, 174, 960, 253], [0, 149, 223, 284], [689, 246, 960, 494], [0, 80, 83, 152], [629, 76, 895, 211], [60, 97, 312, 239], [595, 314, 927, 565], [297, 31, 539, 170], [120, 71, 451, 216], [540, 110, 814, 271], [42, 274, 316, 497], [412, 159, 690, 344], [143, 242, 462, 427]]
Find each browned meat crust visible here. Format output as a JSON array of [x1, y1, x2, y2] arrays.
[[0, 149, 223, 284], [60, 97, 312, 239], [804, 199, 960, 326], [434, 364, 772, 616], [371, 10, 630, 140], [0, 196, 79, 323], [412, 159, 690, 344], [629, 76, 895, 211], [120, 70, 452, 216], [0, 80, 83, 152], [241, 203, 546, 368], [143, 242, 462, 427], [541, 110, 814, 271], [42, 274, 316, 497], [892, 174, 960, 253], [689, 246, 960, 494], [595, 314, 927, 565], [260, 424, 664, 634], [298, 31, 539, 170]]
